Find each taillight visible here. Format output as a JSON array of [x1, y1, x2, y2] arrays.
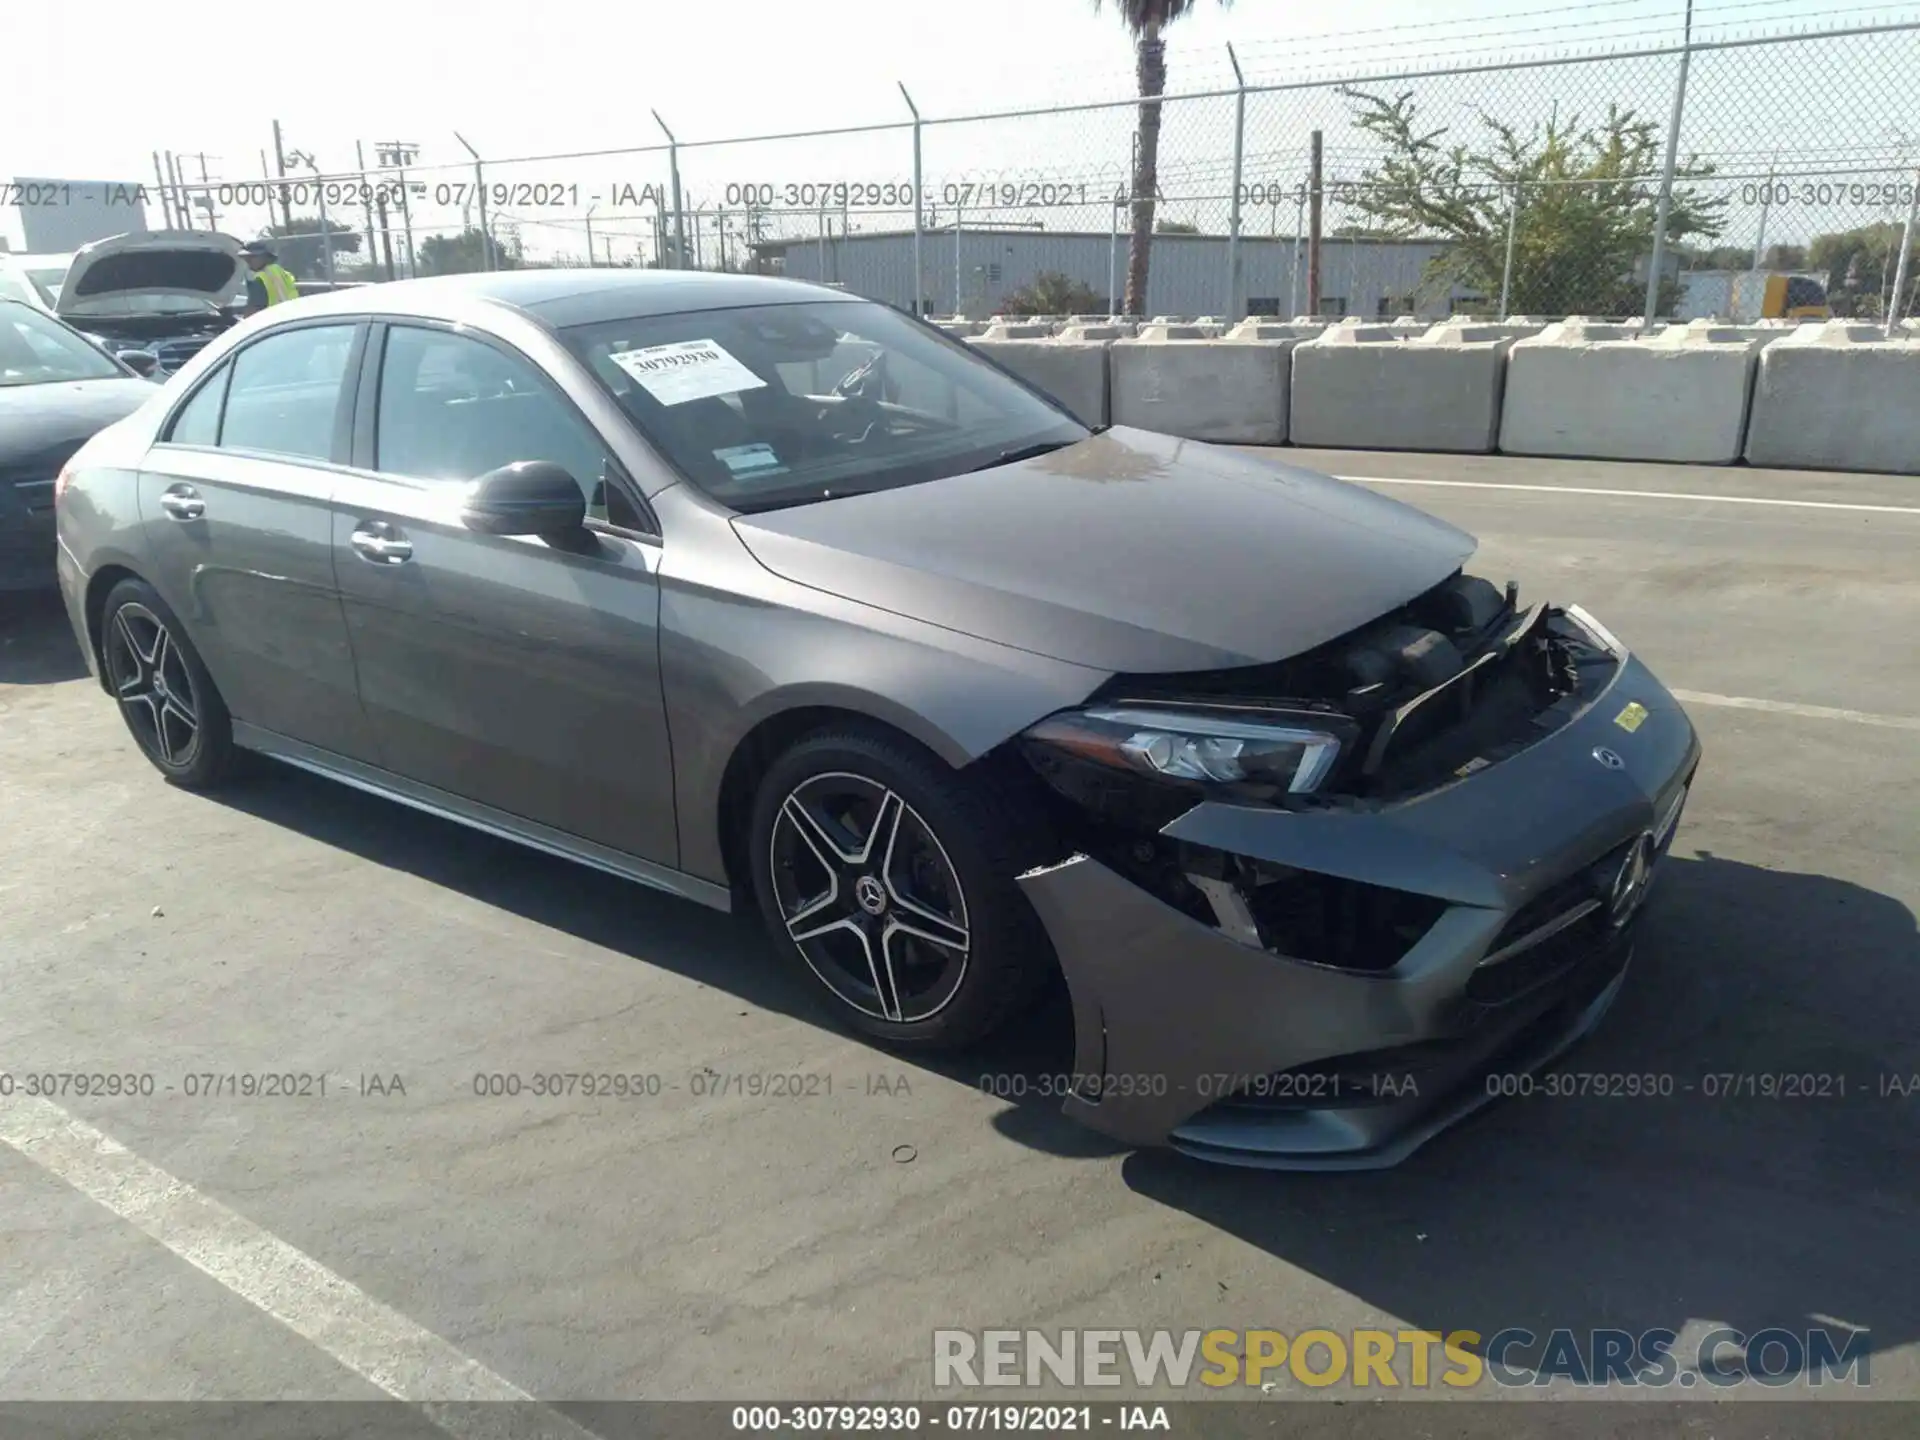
[[54, 461, 77, 506]]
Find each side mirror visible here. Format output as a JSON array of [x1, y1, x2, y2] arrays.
[[120, 349, 161, 378], [461, 460, 587, 537]]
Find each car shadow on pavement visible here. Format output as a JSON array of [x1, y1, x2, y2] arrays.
[[206, 758, 1113, 1147], [0, 588, 89, 685], [1117, 850, 1920, 1381]]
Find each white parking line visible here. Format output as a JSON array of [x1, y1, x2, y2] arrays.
[[1670, 689, 1920, 733], [0, 1094, 599, 1437], [1335, 474, 1920, 516]]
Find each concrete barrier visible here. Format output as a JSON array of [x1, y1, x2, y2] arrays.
[[1317, 315, 1433, 342], [966, 334, 1112, 427], [934, 320, 985, 338], [1500, 318, 1763, 464], [1743, 321, 1920, 474], [1292, 319, 1540, 453], [977, 321, 1058, 340], [1110, 333, 1290, 443], [1225, 319, 1327, 342], [1134, 322, 1224, 340], [1656, 317, 1796, 348]]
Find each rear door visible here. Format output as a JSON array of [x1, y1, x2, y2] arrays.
[[136, 319, 377, 759], [329, 320, 678, 867]]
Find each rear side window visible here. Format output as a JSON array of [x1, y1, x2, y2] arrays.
[[219, 325, 357, 461], [166, 363, 229, 445]]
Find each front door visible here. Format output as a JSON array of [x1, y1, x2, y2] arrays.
[[136, 320, 376, 760], [330, 321, 678, 868]]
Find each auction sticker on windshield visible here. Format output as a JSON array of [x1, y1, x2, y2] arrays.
[[608, 338, 767, 406]]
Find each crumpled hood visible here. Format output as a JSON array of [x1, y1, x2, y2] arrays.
[[731, 427, 1477, 674]]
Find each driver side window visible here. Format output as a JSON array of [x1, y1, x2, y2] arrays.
[[374, 325, 637, 526]]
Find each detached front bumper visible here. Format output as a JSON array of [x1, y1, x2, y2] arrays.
[[1015, 646, 1700, 1171]]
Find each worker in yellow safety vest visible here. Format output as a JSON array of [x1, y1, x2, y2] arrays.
[[238, 239, 300, 313]]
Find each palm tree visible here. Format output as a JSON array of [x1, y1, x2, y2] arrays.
[[1095, 0, 1231, 316]]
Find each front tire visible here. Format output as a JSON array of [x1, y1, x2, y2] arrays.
[[747, 728, 1056, 1052], [100, 578, 241, 789]]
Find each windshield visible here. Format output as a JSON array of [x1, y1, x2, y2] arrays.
[[561, 299, 1086, 513], [0, 303, 128, 386], [27, 267, 67, 304], [0, 271, 39, 307]]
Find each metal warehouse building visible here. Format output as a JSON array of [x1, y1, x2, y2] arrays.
[[751, 227, 1472, 319]]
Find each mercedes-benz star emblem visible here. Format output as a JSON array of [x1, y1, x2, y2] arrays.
[[854, 875, 888, 916], [1592, 747, 1626, 770], [1607, 834, 1657, 927]]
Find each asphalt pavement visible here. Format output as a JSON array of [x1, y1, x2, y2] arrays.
[[0, 449, 1915, 1432]]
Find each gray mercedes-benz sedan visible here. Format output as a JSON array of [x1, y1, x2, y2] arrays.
[[53, 270, 1701, 1169]]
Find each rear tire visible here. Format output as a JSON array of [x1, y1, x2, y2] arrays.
[[747, 728, 1056, 1052], [99, 578, 241, 790]]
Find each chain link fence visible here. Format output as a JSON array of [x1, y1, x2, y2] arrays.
[[156, 21, 1920, 325]]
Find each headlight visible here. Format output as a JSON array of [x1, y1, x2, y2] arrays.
[[1023, 706, 1348, 795]]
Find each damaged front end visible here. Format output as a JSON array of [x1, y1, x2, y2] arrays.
[[1007, 572, 1702, 1168]]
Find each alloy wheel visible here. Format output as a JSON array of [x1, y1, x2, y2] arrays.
[[768, 772, 971, 1023], [105, 603, 200, 767]]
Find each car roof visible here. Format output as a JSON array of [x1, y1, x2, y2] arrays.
[[271, 268, 854, 331]]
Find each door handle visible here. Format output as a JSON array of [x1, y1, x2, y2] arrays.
[[158, 486, 205, 521], [350, 523, 413, 565]]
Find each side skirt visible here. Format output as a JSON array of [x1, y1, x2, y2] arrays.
[[231, 722, 734, 913]]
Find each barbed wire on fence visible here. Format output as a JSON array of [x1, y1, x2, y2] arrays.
[[146, 19, 1920, 322]]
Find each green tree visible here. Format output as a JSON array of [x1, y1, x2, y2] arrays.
[[1093, 0, 1233, 316], [1687, 244, 1755, 270], [258, 217, 362, 278], [1762, 242, 1807, 270], [1000, 270, 1107, 315], [1807, 223, 1914, 318], [417, 227, 522, 277], [1337, 87, 1726, 317], [1154, 218, 1200, 234]]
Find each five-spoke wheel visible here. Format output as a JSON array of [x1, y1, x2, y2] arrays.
[[770, 772, 973, 1024], [99, 578, 239, 788], [748, 728, 1056, 1050], [105, 602, 201, 768]]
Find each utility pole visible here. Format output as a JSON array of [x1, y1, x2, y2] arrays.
[[286, 149, 335, 283], [374, 190, 397, 280], [166, 152, 193, 230], [1307, 131, 1323, 317], [375, 142, 421, 277], [271, 120, 293, 228], [153, 153, 177, 228], [196, 153, 220, 231], [356, 141, 378, 277]]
